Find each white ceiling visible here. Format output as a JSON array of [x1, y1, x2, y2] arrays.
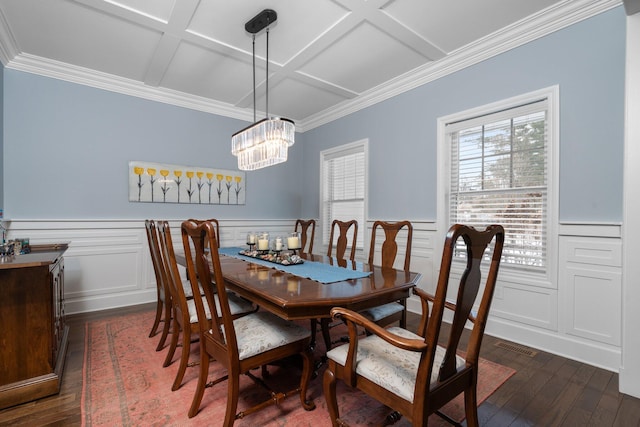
[[0, 0, 621, 131]]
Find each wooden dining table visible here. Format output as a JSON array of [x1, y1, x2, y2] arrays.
[[175, 249, 422, 322]]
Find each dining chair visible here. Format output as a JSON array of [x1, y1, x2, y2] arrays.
[[295, 219, 316, 255], [181, 220, 316, 423], [146, 219, 207, 352], [359, 220, 413, 329], [145, 219, 172, 351], [157, 220, 255, 391], [326, 219, 358, 262], [188, 218, 220, 248], [310, 219, 359, 351], [323, 224, 505, 427]]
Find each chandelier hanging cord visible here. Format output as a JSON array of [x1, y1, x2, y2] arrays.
[[266, 25, 269, 119], [231, 9, 294, 171], [252, 34, 256, 123]]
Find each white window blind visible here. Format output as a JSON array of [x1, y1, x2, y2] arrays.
[[447, 100, 548, 269], [321, 142, 366, 250]]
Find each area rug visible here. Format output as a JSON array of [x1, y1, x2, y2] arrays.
[[82, 311, 515, 426]]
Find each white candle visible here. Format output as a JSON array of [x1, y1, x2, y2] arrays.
[[248, 234, 255, 244], [275, 237, 282, 251], [287, 236, 299, 249], [258, 239, 269, 250]]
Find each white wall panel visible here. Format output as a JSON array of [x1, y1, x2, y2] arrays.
[[491, 282, 558, 330], [64, 248, 143, 296], [621, 10, 640, 399], [560, 235, 623, 346], [563, 266, 621, 345], [3, 219, 624, 372]]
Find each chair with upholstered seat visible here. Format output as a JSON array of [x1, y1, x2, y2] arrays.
[[326, 219, 358, 262], [323, 224, 504, 426], [295, 219, 316, 255], [181, 219, 316, 423], [310, 219, 359, 350], [147, 219, 206, 350], [157, 220, 255, 391], [188, 218, 220, 248], [359, 220, 413, 328], [145, 219, 172, 351]]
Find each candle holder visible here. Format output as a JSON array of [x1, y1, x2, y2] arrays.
[[287, 231, 301, 256], [257, 232, 270, 254], [246, 232, 256, 252]]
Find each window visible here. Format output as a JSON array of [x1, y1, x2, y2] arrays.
[[442, 88, 557, 273], [320, 140, 367, 251]]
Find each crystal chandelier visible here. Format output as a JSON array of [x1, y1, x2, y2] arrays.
[[232, 9, 294, 171]]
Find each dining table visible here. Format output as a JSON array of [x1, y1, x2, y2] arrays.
[[175, 246, 422, 323]]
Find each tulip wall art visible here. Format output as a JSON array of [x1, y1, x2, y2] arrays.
[[129, 161, 245, 205]]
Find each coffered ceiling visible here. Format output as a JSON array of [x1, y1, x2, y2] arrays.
[[0, 0, 621, 131]]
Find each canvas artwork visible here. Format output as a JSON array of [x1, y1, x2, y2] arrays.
[[129, 161, 245, 205]]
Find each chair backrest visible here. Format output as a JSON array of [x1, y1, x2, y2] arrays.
[[327, 219, 358, 261], [181, 220, 237, 362], [187, 218, 220, 248], [294, 219, 316, 255], [418, 224, 504, 387], [367, 220, 413, 271], [145, 219, 169, 302], [156, 221, 191, 321]]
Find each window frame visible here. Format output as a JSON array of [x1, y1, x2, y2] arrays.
[[319, 139, 369, 255], [437, 86, 559, 287]]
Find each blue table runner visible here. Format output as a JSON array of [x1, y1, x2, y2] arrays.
[[218, 247, 371, 284]]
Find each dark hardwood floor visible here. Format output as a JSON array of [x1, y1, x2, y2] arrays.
[[1, 302, 639, 426]]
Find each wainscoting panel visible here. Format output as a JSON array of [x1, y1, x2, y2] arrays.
[[6, 220, 151, 313], [559, 235, 622, 346], [64, 247, 144, 296], [4, 219, 623, 371], [491, 281, 559, 331]]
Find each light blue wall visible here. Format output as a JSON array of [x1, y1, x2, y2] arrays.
[[1, 7, 626, 223], [3, 71, 304, 219], [300, 7, 626, 223]]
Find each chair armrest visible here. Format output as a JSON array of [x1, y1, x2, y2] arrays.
[[331, 307, 427, 352], [413, 287, 476, 323]]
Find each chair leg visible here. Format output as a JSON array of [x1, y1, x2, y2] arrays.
[[188, 341, 211, 418], [399, 300, 407, 329], [464, 385, 479, 427], [310, 318, 318, 349], [156, 300, 172, 351], [224, 372, 241, 427], [149, 298, 163, 337], [320, 318, 333, 351], [164, 316, 180, 367], [172, 326, 191, 391], [323, 366, 340, 426]]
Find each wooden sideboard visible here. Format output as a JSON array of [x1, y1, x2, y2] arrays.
[[0, 243, 69, 409]]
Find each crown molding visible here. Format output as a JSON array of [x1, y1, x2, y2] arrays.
[[0, 0, 622, 132], [299, 0, 622, 132], [0, 7, 18, 65], [4, 53, 255, 122]]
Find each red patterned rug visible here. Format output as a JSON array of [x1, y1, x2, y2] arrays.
[[82, 310, 515, 426]]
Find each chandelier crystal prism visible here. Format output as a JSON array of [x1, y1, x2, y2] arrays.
[[231, 9, 294, 171]]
